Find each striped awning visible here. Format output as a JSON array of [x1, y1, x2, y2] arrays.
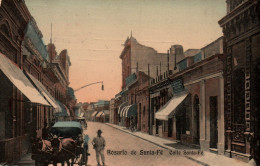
[[96, 111, 103, 118], [118, 102, 128, 114], [120, 106, 130, 118], [124, 104, 137, 117], [91, 111, 98, 117]]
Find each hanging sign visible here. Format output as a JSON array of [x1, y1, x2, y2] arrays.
[[172, 79, 184, 94]]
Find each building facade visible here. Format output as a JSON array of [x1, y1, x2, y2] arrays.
[[120, 35, 184, 88], [150, 37, 224, 156], [0, 1, 74, 163], [0, 0, 31, 163], [109, 98, 115, 123], [219, 0, 260, 163], [47, 43, 73, 121]]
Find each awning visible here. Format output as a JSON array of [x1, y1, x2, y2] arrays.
[[125, 104, 137, 117], [55, 101, 70, 117], [155, 93, 188, 120], [0, 53, 50, 105], [120, 106, 130, 117], [91, 111, 98, 117], [25, 72, 61, 113], [101, 110, 110, 117], [122, 106, 130, 117], [118, 102, 128, 114], [96, 111, 103, 118]]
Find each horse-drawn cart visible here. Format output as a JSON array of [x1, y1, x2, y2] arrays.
[[32, 121, 88, 166]]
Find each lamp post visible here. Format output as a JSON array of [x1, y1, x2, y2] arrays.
[[74, 81, 104, 92]]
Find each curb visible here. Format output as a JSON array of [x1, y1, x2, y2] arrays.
[[105, 123, 209, 166]]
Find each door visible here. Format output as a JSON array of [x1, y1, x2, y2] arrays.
[[176, 116, 181, 140], [168, 118, 173, 137], [210, 96, 218, 149], [193, 95, 200, 145]]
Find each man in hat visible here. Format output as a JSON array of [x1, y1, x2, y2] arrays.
[[92, 129, 106, 166]]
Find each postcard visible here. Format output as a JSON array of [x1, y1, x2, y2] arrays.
[[0, 0, 259, 166]]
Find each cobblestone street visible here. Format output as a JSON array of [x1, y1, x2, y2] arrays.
[[14, 121, 250, 166], [83, 122, 199, 166]]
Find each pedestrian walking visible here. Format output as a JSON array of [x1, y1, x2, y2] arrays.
[[83, 134, 90, 164], [92, 129, 106, 166]]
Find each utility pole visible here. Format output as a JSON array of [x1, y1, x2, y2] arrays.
[[148, 63, 151, 135], [50, 23, 53, 44], [174, 50, 177, 70], [136, 62, 138, 73], [148, 64, 150, 85], [167, 50, 170, 72], [160, 62, 161, 76]]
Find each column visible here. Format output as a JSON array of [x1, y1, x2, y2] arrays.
[[152, 101, 156, 136], [218, 75, 225, 154], [172, 116, 177, 140], [200, 80, 207, 150]]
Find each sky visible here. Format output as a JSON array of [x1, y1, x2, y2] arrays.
[[25, 0, 226, 103]]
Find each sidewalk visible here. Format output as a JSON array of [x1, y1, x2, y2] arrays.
[[106, 123, 252, 166], [9, 153, 35, 166]]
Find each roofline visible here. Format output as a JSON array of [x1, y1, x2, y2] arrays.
[[200, 36, 223, 50], [168, 54, 223, 81]]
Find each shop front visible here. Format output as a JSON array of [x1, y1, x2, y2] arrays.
[[155, 92, 188, 140], [0, 53, 51, 163]]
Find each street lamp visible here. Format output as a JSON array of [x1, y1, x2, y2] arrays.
[[101, 83, 104, 91], [75, 81, 104, 92]]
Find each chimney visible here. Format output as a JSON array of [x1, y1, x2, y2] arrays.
[[170, 45, 183, 70]]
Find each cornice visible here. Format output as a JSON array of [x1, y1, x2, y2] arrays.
[[219, 0, 257, 26], [168, 54, 223, 81], [219, 0, 259, 41]]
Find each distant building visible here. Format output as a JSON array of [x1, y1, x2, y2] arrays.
[[86, 102, 97, 121], [47, 43, 73, 121], [109, 98, 115, 123], [120, 36, 185, 89], [91, 100, 110, 122]]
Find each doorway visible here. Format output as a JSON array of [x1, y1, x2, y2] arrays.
[[138, 103, 141, 130], [210, 96, 218, 149], [168, 118, 173, 137], [193, 95, 200, 145]]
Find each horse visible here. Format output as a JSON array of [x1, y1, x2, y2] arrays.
[[52, 137, 77, 166], [33, 137, 77, 166]]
